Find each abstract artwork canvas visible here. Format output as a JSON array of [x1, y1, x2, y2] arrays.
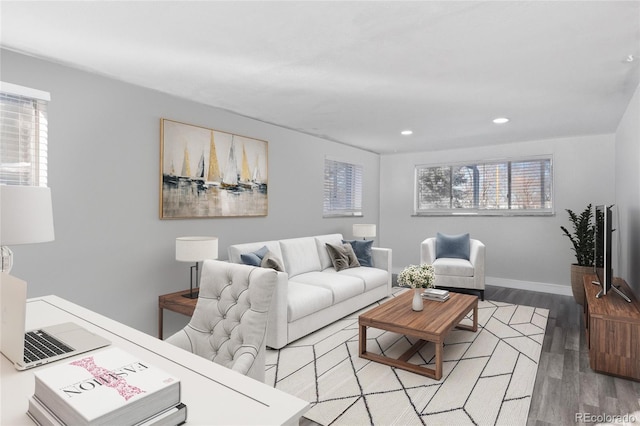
[[160, 119, 268, 218]]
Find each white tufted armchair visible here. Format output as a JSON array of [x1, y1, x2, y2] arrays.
[[166, 259, 278, 383]]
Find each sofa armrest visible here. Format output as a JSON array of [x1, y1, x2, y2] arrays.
[[469, 239, 486, 289], [266, 270, 289, 350], [371, 247, 391, 271], [371, 247, 392, 294], [420, 238, 436, 264]]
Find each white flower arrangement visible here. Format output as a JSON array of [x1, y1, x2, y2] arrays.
[[398, 264, 435, 289]]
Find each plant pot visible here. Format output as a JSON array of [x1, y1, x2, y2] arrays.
[[570, 264, 593, 306]]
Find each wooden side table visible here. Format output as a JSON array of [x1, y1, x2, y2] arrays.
[[158, 289, 198, 339]]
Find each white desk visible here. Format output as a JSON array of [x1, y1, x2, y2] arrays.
[[1, 295, 309, 425]]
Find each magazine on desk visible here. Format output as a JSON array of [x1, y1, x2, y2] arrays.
[[32, 347, 182, 425]]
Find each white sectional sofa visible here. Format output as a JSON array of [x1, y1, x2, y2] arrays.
[[228, 234, 392, 349]]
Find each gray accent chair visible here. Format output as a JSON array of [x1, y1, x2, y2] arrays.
[[166, 259, 278, 383], [420, 237, 486, 301]]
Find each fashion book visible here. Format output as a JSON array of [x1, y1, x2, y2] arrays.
[[32, 347, 181, 425]]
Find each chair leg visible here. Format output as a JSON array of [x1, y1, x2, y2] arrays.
[[479, 290, 485, 301]]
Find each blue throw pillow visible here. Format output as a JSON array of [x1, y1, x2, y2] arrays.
[[240, 245, 269, 266], [435, 232, 470, 260], [343, 239, 373, 267]]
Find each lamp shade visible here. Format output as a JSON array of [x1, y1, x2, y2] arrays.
[[353, 224, 376, 239], [0, 185, 55, 245], [176, 237, 218, 262]]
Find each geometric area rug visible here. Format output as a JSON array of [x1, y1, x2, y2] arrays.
[[266, 289, 549, 426]]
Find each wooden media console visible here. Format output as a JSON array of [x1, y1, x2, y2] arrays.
[[583, 275, 640, 381]]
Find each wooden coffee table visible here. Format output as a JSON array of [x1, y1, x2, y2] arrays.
[[359, 289, 478, 380]]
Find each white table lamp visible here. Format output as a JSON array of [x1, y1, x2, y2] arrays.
[[353, 224, 376, 240], [176, 236, 218, 299], [0, 185, 55, 272]]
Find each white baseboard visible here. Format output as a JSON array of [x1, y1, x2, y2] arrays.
[[486, 276, 573, 297]]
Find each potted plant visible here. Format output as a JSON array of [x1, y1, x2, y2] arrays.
[[398, 264, 435, 311], [560, 204, 596, 305]]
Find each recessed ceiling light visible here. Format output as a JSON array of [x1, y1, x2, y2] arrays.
[[401, 130, 413, 135], [493, 117, 509, 124]]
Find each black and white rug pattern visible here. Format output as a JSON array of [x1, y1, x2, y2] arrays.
[[266, 290, 549, 425]]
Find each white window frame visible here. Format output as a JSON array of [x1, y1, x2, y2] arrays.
[[323, 157, 363, 217], [414, 155, 554, 216], [0, 82, 50, 187]]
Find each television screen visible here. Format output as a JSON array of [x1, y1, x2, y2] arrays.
[[594, 205, 631, 302], [594, 205, 611, 295]]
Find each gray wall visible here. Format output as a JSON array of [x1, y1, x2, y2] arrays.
[[616, 84, 640, 298], [379, 134, 616, 294], [1, 49, 381, 336]]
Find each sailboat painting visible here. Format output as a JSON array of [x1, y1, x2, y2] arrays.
[[160, 118, 268, 219]]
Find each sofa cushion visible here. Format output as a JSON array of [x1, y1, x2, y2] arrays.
[[228, 241, 283, 266], [287, 282, 333, 322], [290, 271, 364, 304], [436, 232, 470, 260], [325, 243, 360, 271], [280, 237, 322, 277], [342, 239, 373, 267], [433, 257, 474, 277], [240, 245, 269, 266], [330, 266, 388, 292], [260, 251, 284, 271], [314, 234, 344, 270]]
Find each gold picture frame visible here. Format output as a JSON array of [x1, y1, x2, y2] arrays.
[[160, 119, 268, 219]]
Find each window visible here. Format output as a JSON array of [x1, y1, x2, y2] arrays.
[[415, 157, 553, 215], [0, 82, 50, 187], [323, 158, 363, 217]]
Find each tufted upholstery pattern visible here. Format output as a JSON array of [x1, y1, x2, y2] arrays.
[[165, 260, 278, 382]]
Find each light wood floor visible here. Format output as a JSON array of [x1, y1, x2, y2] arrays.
[[299, 285, 640, 425]]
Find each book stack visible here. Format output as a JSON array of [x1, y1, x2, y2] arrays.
[[27, 347, 187, 426], [422, 288, 450, 302]]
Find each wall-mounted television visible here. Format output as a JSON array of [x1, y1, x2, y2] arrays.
[[593, 204, 631, 302]]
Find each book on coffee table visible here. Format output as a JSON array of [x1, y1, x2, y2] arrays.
[[32, 347, 181, 425], [422, 288, 449, 298], [422, 294, 449, 302]]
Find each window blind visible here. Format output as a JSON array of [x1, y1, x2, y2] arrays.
[[0, 82, 50, 187], [323, 158, 363, 217], [415, 157, 552, 215]]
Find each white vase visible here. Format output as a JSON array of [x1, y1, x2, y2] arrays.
[[412, 288, 423, 311]]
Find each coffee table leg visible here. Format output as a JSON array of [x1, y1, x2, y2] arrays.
[[472, 302, 478, 332], [456, 300, 479, 332], [435, 342, 443, 380], [359, 324, 367, 356]]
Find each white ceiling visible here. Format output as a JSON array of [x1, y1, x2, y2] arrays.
[[1, 1, 639, 154]]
